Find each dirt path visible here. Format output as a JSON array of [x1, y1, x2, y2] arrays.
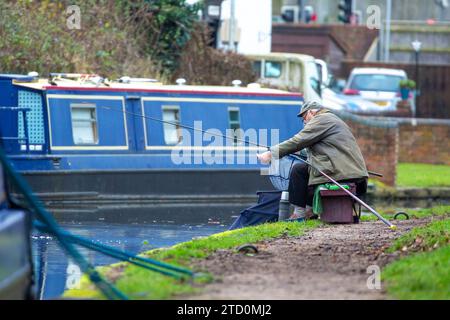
[[186, 219, 429, 300]]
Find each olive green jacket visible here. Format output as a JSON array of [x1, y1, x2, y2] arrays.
[[270, 109, 368, 185]]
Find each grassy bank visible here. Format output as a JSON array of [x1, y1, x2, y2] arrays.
[[64, 220, 321, 300], [64, 203, 450, 300], [360, 205, 450, 222], [388, 219, 450, 253], [383, 218, 450, 300], [397, 163, 450, 188]]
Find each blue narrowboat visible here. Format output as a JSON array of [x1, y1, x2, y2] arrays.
[[0, 74, 304, 215]]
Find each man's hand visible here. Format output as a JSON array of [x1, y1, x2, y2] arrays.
[[257, 151, 272, 164]]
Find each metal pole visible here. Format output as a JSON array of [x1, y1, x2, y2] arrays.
[[352, 0, 356, 23], [229, 0, 236, 52], [384, 0, 392, 62], [298, 0, 304, 22], [22, 110, 30, 154], [416, 50, 420, 96], [379, 19, 384, 61]]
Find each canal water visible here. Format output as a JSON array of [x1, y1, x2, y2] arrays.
[[32, 211, 235, 300]]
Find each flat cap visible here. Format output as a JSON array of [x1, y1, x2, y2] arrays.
[[297, 100, 322, 117]]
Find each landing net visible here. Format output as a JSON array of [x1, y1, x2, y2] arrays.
[[268, 154, 304, 191]]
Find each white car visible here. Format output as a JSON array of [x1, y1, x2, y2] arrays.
[[323, 88, 382, 113], [315, 60, 382, 113], [343, 68, 408, 112]]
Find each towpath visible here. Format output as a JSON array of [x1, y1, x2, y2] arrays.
[[186, 219, 429, 300]]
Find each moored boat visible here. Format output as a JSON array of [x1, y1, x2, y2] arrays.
[[0, 73, 304, 214]]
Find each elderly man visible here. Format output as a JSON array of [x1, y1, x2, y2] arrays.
[[257, 101, 368, 220]]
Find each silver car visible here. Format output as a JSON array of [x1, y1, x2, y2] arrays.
[[343, 68, 408, 112]]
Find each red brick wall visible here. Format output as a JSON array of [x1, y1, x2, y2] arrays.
[[333, 113, 449, 186], [338, 113, 398, 186], [399, 123, 450, 165]]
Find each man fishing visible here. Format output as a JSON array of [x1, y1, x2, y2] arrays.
[[257, 100, 369, 220]]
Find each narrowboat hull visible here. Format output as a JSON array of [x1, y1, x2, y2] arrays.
[[11, 168, 274, 222]]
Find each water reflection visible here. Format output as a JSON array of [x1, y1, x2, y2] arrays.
[[32, 222, 228, 300]]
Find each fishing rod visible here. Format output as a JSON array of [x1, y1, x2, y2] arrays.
[[290, 154, 397, 231], [101, 106, 383, 178], [102, 106, 394, 229], [101, 106, 268, 150]]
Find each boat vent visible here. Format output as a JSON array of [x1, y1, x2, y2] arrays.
[[27, 71, 39, 78], [232, 80, 242, 87], [176, 78, 187, 86]]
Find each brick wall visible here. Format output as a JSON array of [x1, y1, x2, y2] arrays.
[[336, 112, 399, 186], [398, 122, 450, 165], [332, 112, 450, 186]]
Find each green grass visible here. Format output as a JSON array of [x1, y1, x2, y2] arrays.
[[360, 205, 450, 222], [383, 245, 450, 300], [388, 219, 450, 253], [397, 163, 450, 188], [64, 220, 321, 300], [383, 217, 450, 300], [391, 25, 450, 34], [390, 46, 450, 54]]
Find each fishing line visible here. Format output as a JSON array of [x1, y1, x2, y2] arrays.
[[101, 106, 383, 177], [100, 106, 270, 150]]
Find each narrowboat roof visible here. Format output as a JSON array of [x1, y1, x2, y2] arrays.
[[0, 74, 35, 81], [12, 78, 303, 97]]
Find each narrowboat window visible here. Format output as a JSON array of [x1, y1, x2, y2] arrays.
[[70, 104, 98, 145], [264, 61, 282, 78], [228, 107, 242, 145], [162, 106, 182, 145]]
